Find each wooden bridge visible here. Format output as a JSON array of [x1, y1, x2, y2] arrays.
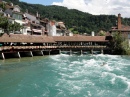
[[0, 34, 112, 59]]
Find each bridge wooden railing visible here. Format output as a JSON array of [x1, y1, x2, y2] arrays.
[[0, 45, 108, 51]]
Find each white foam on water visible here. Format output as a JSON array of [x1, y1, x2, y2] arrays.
[[56, 89, 66, 97], [83, 59, 99, 67], [95, 54, 120, 59], [56, 74, 95, 96], [33, 83, 40, 90], [58, 80, 81, 95], [49, 55, 62, 61], [87, 91, 92, 97], [102, 72, 129, 81], [42, 87, 50, 97], [101, 71, 130, 94], [103, 64, 113, 71], [50, 54, 70, 61], [81, 58, 114, 74], [71, 61, 83, 65], [58, 72, 71, 79], [106, 54, 121, 59], [117, 75, 128, 81], [51, 54, 123, 72], [97, 90, 105, 96], [115, 67, 122, 71], [110, 77, 116, 84], [116, 75, 130, 93], [60, 53, 70, 56], [49, 54, 130, 96], [125, 81, 130, 93]]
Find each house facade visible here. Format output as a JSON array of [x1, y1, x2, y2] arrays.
[[23, 12, 44, 35], [5, 4, 25, 25]]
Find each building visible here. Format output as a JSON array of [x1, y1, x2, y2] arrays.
[[46, 20, 56, 36], [110, 13, 130, 37], [56, 22, 66, 36], [23, 12, 44, 35], [4, 3, 26, 34], [5, 4, 25, 25], [110, 13, 130, 45]]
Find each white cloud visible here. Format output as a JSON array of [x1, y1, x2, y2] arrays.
[[52, 0, 130, 17]]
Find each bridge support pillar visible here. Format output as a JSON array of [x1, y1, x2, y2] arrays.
[[91, 49, 93, 54], [49, 50, 50, 55], [70, 49, 72, 55], [59, 50, 61, 54], [0, 53, 5, 60], [101, 49, 104, 54], [30, 51, 33, 57], [81, 50, 83, 55], [18, 52, 21, 58]]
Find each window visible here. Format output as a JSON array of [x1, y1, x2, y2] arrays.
[[12, 13, 22, 20], [128, 34, 130, 39]]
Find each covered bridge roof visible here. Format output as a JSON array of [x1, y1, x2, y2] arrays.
[[0, 34, 108, 43], [0, 34, 55, 43], [53, 36, 108, 42]]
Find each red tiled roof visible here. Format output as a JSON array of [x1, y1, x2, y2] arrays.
[[53, 36, 108, 42], [5, 5, 14, 9], [0, 34, 108, 43], [0, 34, 55, 43], [111, 25, 130, 31], [111, 29, 130, 32], [121, 25, 130, 30]]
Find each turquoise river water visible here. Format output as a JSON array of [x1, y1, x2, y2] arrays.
[[0, 54, 130, 97]]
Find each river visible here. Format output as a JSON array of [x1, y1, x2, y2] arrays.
[[0, 54, 130, 97]]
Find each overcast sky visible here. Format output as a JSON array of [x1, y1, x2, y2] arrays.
[[20, 0, 130, 18]]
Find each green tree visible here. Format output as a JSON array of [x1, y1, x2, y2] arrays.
[[111, 32, 130, 55], [0, 15, 8, 30], [98, 30, 106, 36], [121, 39, 130, 55], [8, 21, 23, 33], [0, 2, 6, 10], [0, 15, 23, 34]]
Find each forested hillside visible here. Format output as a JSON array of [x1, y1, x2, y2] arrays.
[[3, 0, 130, 34]]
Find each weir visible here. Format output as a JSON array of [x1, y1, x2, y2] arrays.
[[42, 50, 50, 55], [19, 51, 33, 57], [3, 52, 21, 59], [32, 51, 44, 56], [60, 49, 104, 55], [61, 50, 71, 55], [72, 50, 81, 55], [0, 49, 61, 59], [50, 50, 60, 55], [0, 48, 106, 59], [82, 50, 91, 55]]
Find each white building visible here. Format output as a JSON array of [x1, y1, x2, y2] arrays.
[[47, 20, 57, 36]]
